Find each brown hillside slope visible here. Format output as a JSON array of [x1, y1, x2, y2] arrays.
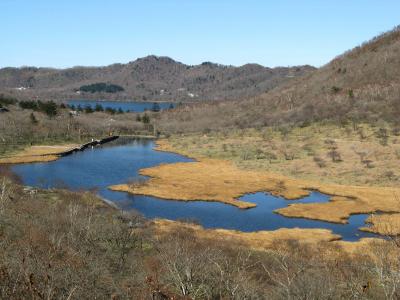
[[0, 56, 314, 102], [157, 26, 400, 133]]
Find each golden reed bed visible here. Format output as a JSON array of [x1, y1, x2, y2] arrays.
[[0, 145, 78, 164], [153, 219, 385, 255], [110, 140, 400, 236]]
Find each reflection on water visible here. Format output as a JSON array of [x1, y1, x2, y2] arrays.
[[11, 138, 377, 241]]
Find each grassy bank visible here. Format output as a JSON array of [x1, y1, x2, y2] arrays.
[[110, 122, 400, 239], [110, 133, 400, 229], [0, 144, 79, 164], [154, 219, 341, 249], [162, 123, 400, 187], [109, 158, 309, 209]]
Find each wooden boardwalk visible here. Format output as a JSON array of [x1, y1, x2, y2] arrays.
[[118, 134, 157, 139], [59, 136, 119, 157]]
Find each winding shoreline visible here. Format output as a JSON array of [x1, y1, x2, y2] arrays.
[[5, 137, 397, 245], [109, 139, 400, 235]]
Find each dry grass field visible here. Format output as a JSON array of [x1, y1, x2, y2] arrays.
[[109, 130, 400, 234], [0, 144, 78, 164], [109, 159, 309, 209], [163, 123, 400, 187], [108, 126, 400, 239], [361, 213, 400, 235], [154, 219, 389, 255], [154, 219, 341, 250]]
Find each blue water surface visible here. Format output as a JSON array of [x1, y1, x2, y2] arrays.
[[68, 100, 175, 112], [10, 138, 377, 241]]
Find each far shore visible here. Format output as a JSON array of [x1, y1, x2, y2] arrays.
[[67, 98, 188, 103]]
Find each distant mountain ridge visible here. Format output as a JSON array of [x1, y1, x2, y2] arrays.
[[156, 26, 400, 132], [0, 56, 315, 101]]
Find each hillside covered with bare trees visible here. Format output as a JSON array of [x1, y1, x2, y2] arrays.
[[157, 26, 400, 133], [2, 9, 400, 298], [0, 56, 314, 102]]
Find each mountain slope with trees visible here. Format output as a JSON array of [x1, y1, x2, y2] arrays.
[[156, 26, 400, 132], [0, 56, 314, 102]]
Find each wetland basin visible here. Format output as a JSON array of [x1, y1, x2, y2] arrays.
[[10, 138, 377, 241]]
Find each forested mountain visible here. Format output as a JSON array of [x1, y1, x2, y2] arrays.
[[0, 56, 314, 101], [157, 26, 400, 132]]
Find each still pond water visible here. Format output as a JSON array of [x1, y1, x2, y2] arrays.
[[11, 138, 377, 241], [68, 100, 175, 113]]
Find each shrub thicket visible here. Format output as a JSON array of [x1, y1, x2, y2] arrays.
[[19, 100, 58, 117], [79, 82, 124, 93]]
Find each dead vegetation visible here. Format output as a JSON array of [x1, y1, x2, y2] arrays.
[[110, 139, 400, 228], [2, 173, 400, 299], [1, 25, 400, 299], [0, 145, 79, 164], [156, 26, 400, 134], [161, 123, 400, 187]]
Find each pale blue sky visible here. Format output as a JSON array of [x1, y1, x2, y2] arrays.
[[1, 0, 399, 68]]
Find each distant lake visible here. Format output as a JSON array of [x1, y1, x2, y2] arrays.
[[67, 100, 175, 113]]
